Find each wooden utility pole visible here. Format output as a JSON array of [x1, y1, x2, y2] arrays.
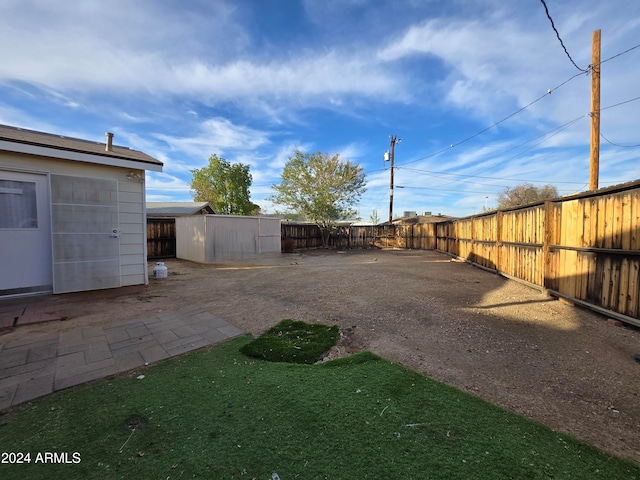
[[388, 135, 400, 223], [589, 29, 601, 191]]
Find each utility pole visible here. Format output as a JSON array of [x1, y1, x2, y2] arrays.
[[589, 29, 601, 191], [387, 135, 400, 224]]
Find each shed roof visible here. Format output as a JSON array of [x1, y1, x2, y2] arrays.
[[146, 202, 216, 217], [0, 124, 163, 171]]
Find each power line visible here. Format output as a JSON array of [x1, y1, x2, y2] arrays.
[[404, 113, 588, 190], [601, 132, 640, 148], [396, 88, 550, 167], [395, 184, 580, 195], [397, 166, 586, 184], [394, 113, 588, 193], [395, 185, 496, 195], [592, 95, 640, 147], [492, 114, 587, 165], [601, 42, 640, 65], [394, 102, 632, 192], [468, 94, 640, 181], [396, 87, 639, 181], [539, 0, 589, 73], [393, 37, 638, 171], [397, 72, 588, 168], [384, 41, 638, 172], [600, 95, 640, 111]]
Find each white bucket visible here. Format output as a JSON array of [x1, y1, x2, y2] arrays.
[[153, 262, 168, 278]]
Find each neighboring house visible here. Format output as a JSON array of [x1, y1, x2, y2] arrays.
[[0, 124, 163, 297], [146, 202, 216, 259]]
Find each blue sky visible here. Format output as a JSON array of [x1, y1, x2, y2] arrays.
[[1, 0, 639, 219]]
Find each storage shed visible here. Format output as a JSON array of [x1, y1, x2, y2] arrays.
[[146, 202, 216, 259], [0, 124, 163, 297], [176, 215, 281, 263]]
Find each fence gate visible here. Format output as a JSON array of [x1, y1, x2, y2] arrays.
[[147, 218, 176, 259]]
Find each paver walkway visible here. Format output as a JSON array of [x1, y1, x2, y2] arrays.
[[0, 305, 243, 410]]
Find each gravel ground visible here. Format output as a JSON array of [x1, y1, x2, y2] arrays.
[[4, 249, 640, 464]]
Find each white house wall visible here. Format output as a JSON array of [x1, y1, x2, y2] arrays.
[[117, 181, 146, 286], [0, 150, 148, 293]]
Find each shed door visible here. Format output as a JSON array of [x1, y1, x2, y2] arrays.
[[0, 171, 52, 296], [51, 175, 121, 293]]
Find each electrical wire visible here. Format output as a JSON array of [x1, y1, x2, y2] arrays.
[[397, 72, 588, 168], [600, 132, 640, 148], [371, 40, 640, 209], [395, 185, 496, 195], [488, 114, 586, 167], [375, 89, 640, 194], [601, 42, 640, 65], [539, 0, 589, 73], [403, 113, 588, 190], [394, 42, 638, 171], [397, 166, 587, 184], [600, 95, 640, 111], [395, 184, 580, 195], [595, 95, 640, 146], [395, 90, 638, 186]]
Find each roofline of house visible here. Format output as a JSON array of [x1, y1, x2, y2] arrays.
[[0, 138, 163, 172]]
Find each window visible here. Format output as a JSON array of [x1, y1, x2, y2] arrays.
[[0, 180, 38, 228]]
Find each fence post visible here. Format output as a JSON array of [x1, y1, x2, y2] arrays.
[[470, 216, 476, 263], [543, 201, 553, 290], [496, 210, 503, 272]]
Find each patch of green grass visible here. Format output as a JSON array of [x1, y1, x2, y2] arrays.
[[0, 336, 638, 480], [240, 319, 339, 364]]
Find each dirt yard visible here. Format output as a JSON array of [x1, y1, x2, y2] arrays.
[[4, 249, 640, 464]]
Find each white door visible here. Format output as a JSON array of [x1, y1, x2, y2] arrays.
[[0, 171, 52, 296], [50, 175, 121, 293]]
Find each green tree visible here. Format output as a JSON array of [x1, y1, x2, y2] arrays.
[[497, 183, 558, 209], [270, 150, 366, 246], [190, 154, 259, 215]]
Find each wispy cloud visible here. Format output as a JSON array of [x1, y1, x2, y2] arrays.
[[154, 118, 270, 159]]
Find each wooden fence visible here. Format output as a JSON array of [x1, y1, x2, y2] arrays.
[[280, 223, 438, 250], [434, 180, 640, 326], [281, 223, 387, 249], [147, 218, 176, 259]]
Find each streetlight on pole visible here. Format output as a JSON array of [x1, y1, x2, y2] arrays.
[[385, 135, 401, 224]]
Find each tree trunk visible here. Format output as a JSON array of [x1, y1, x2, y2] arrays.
[[320, 226, 330, 248]]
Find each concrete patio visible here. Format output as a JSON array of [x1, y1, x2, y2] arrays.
[[0, 302, 243, 410]]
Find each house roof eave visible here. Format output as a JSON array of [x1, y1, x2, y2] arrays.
[[0, 139, 163, 172]]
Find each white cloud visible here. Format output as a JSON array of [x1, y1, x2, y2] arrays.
[[154, 118, 270, 159], [0, 2, 404, 112]]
